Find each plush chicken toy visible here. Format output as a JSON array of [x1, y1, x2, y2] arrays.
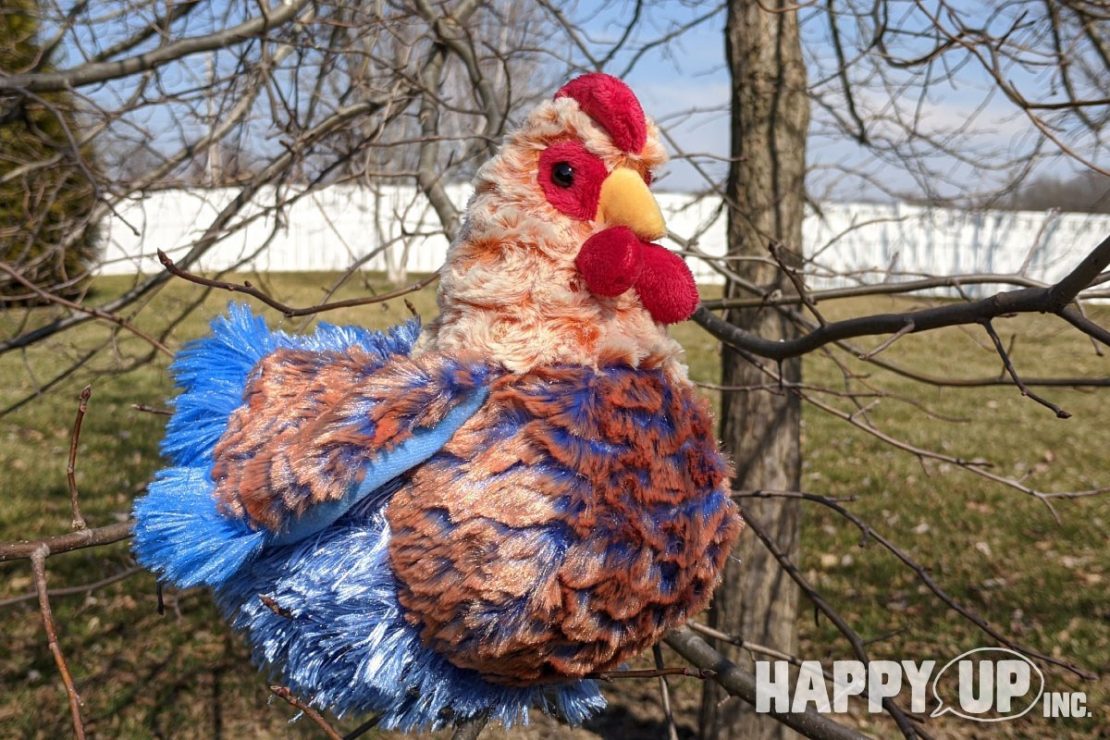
[[133, 73, 742, 730]]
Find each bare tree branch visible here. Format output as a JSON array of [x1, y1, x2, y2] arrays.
[[665, 627, 869, 740], [157, 249, 438, 318], [694, 234, 1110, 362], [734, 489, 1097, 680], [31, 546, 86, 740], [0, 566, 143, 609], [0, 521, 133, 562], [0, 0, 314, 93], [269, 685, 342, 740], [65, 385, 92, 530]]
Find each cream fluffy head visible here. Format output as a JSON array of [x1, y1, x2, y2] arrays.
[[425, 74, 695, 376]]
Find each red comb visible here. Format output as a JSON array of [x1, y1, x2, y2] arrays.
[[555, 73, 647, 154]]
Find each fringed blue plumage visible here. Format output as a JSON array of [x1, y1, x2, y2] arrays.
[[217, 509, 605, 731], [131, 466, 266, 588]]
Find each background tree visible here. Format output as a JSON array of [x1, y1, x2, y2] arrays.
[[0, 0, 98, 300], [695, 0, 1109, 735], [699, 1, 809, 738], [1001, 171, 1110, 214]]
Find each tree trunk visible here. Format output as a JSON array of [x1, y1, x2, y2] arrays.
[[698, 1, 809, 738]]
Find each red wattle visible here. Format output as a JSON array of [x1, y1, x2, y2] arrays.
[[575, 226, 643, 297], [634, 243, 700, 324]]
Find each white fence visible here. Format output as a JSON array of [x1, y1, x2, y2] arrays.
[[99, 185, 1110, 298]]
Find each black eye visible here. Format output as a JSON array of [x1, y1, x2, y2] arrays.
[[551, 162, 575, 188]]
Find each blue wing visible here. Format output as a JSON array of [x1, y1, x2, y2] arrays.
[[132, 304, 491, 588]]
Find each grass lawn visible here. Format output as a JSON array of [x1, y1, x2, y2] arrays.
[[0, 272, 1106, 738]]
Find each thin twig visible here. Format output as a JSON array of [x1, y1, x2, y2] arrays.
[[653, 644, 680, 740], [0, 262, 172, 356], [858, 320, 914, 360], [157, 250, 438, 319], [771, 241, 826, 326], [31, 546, 86, 740], [733, 489, 1096, 680], [982, 320, 1071, 418], [841, 336, 1110, 387], [0, 520, 133, 562], [798, 391, 1076, 519], [688, 621, 816, 664], [738, 508, 923, 738], [66, 386, 92, 530], [342, 714, 382, 740], [592, 666, 716, 681], [269, 685, 342, 740], [131, 403, 172, 416], [0, 565, 142, 609]]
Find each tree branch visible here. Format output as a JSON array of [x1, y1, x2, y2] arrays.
[[652, 644, 680, 740], [734, 489, 1097, 679], [0, 93, 405, 357], [737, 507, 922, 738], [0, 262, 172, 356], [0, 0, 313, 93], [269, 685, 342, 740], [0, 565, 143, 609], [0, 521, 133, 562], [31, 546, 86, 740], [664, 627, 868, 740], [694, 234, 1110, 361], [156, 250, 438, 318], [981, 320, 1071, 418], [66, 386, 92, 530]]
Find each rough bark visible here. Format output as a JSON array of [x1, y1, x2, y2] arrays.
[[698, 1, 809, 738]]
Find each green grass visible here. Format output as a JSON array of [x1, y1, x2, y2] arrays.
[[793, 297, 1109, 738], [0, 274, 1106, 738]]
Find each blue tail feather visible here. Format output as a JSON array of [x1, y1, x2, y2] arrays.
[[132, 467, 267, 588]]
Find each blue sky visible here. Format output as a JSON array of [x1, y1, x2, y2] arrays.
[[558, 1, 1103, 200], [50, 0, 1103, 201]]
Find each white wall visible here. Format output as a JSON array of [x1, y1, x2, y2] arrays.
[[98, 185, 1110, 298]]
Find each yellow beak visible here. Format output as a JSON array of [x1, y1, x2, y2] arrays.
[[596, 167, 666, 242]]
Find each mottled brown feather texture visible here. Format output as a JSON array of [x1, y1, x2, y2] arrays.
[[387, 367, 742, 685]]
